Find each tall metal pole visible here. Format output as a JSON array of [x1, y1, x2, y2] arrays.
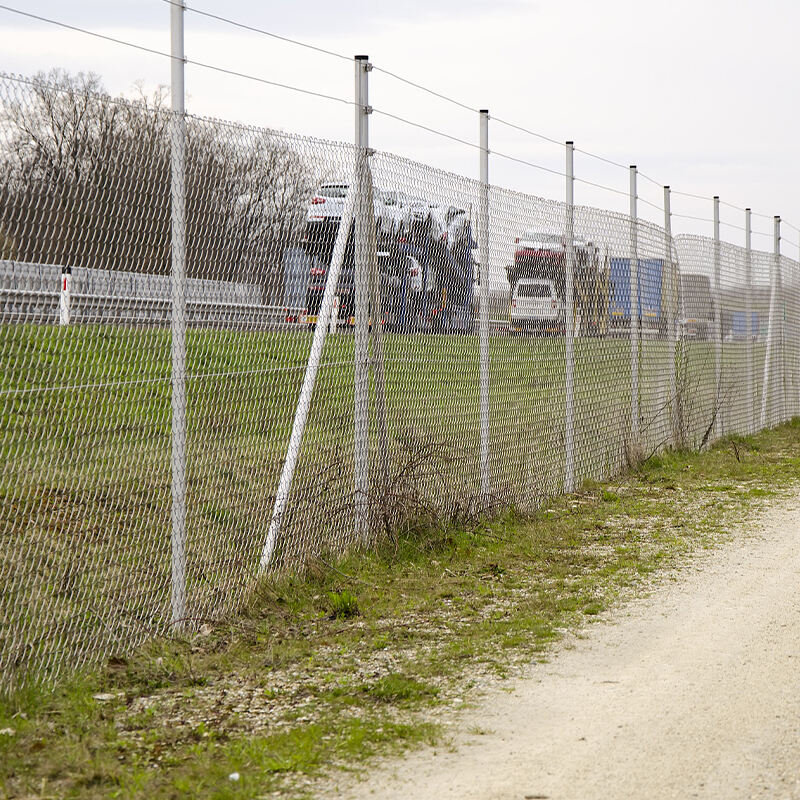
[[760, 216, 780, 428], [170, 0, 187, 630], [353, 55, 370, 543], [564, 141, 575, 492], [629, 165, 639, 444], [362, 59, 388, 513], [713, 196, 722, 438], [664, 186, 677, 445], [745, 208, 754, 433], [478, 110, 491, 502], [778, 221, 786, 422]]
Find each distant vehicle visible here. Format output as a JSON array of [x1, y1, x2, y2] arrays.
[[306, 182, 387, 232], [384, 254, 436, 331], [608, 258, 666, 333], [507, 230, 608, 336], [509, 278, 564, 334], [731, 310, 759, 340], [678, 273, 714, 339], [376, 189, 411, 238], [301, 187, 477, 333]]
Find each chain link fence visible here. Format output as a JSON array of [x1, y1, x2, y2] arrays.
[[1, 71, 798, 687]]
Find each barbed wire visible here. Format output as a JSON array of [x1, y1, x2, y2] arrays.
[[638, 196, 664, 212], [371, 107, 480, 151], [574, 176, 629, 198], [671, 188, 712, 202], [371, 66, 478, 115], [719, 220, 746, 232], [1, 3, 796, 234], [573, 147, 629, 171], [491, 150, 566, 179], [672, 212, 714, 224], [492, 117, 562, 148], [162, 0, 352, 63], [637, 170, 666, 188], [0, 4, 354, 107]]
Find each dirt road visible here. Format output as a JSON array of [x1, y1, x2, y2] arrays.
[[345, 493, 800, 800]]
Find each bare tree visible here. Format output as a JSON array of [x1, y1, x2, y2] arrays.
[[0, 70, 315, 292]]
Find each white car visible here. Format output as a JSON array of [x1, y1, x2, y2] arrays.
[[306, 183, 349, 223], [306, 183, 385, 224], [376, 189, 413, 237], [509, 277, 565, 334]]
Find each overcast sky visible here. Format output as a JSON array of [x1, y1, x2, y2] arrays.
[[1, 0, 798, 251]]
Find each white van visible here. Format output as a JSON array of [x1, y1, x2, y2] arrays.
[[510, 278, 564, 334]]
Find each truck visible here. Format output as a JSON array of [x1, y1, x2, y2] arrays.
[[608, 257, 666, 334], [507, 230, 670, 336], [678, 272, 714, 339], [507, 231, 610, 335], [301, 190, 475, 333]]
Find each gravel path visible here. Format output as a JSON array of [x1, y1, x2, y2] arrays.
[[344, 492, 800, 800]]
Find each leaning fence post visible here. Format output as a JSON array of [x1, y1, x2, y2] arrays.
[[59, 266, 71, 326], [713, 196, 722, 439], [760, 216, 780, 428], [170, 0, 187, 630], [260, 190, 358, 570], [564, 141, 576, 492], [478, 110, 491, 502], [629, 166, 639, 445], [353, 55, 370, 543], [745, 208, 754, 433]]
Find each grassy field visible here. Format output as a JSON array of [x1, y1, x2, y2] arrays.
[[0, 323, 777, 685], [0, 418, 798, 799]]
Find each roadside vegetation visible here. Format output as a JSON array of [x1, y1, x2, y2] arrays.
[[2, 418, 799, 799]]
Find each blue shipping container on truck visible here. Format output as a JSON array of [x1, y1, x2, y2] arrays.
[[608, 258, 664, 325], [732, 310, 759, 338]]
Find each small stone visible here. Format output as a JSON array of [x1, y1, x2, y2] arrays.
[[92, 693, 117, 702], [228, 772, 240, 782]]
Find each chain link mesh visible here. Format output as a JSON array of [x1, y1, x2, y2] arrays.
[[1, 72, 798, 686]]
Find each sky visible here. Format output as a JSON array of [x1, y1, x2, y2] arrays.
[[0, 0, 798, 253]]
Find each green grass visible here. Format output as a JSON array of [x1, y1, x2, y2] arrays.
[[0, 322, 786, 687], [1, 417, 799, 798]]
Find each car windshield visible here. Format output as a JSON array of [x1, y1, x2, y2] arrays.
[[516, 283, 552, 298]]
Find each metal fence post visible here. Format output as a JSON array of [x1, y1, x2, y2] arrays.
[[564, 141, 575, 492], [713, 196, 722, 438], [778, 226, 786, 422], [354, 55, 370, 543], [629, 165, 639, 444], [664, 186, 676, 445], [169, 0, 187, 630], [760, 216, 780, 429], [362, 61, 388, 509], [745, 208, 754, 433], [478, 110, 490, 502], [59, 266, 71, 326]]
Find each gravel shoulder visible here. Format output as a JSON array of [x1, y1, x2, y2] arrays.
[[343, 491, 800, 800]]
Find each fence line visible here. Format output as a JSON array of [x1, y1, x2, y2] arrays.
[[1, 63, 798, 687]]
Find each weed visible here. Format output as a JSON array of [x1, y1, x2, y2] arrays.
[[327, 590, 359, 620]]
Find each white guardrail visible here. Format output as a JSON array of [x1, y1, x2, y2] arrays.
[[0, 262, 304, 329]]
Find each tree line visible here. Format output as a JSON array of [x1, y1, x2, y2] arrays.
[[0, 70, 320, 300]]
